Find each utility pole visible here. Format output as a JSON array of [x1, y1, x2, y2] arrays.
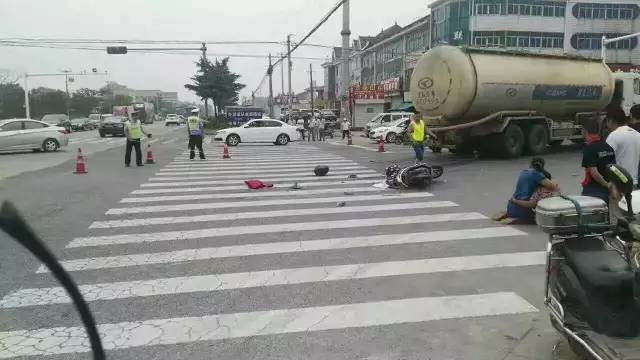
[[280, 52, 285, 96], [341, 0, 351, 125], [268, 53, 274, 118], [62, 70, 72, 119], [200, 42, 209, 118], [287, 35, 293, 123], [23, 74, 30, 118], [309, 63, 314, 114]]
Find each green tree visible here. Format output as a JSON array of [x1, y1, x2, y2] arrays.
[[70, 88, 100, 117], [210, 58, 245, 115], [185, 55, 214, 117], [114, 95, 133, 106], [0, 81, 25, 119], [185, 56, 245, 117], [29, 87, 68, 119]]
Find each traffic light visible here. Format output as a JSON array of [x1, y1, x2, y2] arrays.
[[106, 46, 128, 55]]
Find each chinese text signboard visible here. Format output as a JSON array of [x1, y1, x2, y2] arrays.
[[349, 77, 402, 101]]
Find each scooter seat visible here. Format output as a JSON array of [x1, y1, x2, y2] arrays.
[[565, 247, 633, 295]]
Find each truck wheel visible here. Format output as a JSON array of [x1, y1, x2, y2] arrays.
[[496, 124, 525, 158], [526, 124, 548, 155], [549, 140, 563, 147]]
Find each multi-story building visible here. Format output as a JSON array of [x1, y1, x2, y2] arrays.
[[323, 16, 431, 128], [430, 0, 639, 69], [160, 91, 178, 105]]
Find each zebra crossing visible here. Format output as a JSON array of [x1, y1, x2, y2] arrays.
[[0, 144, 543, 359]]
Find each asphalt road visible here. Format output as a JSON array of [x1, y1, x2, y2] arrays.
[[0, 122, 186, 179], [0, 130, 588, 360]]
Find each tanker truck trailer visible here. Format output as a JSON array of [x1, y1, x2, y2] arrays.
[[410, 46, 640, 158]]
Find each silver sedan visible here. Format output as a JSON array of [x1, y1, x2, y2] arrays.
[[0, 119, 69, 152]]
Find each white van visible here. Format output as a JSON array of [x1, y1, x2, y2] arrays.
[[364, 112, 414, 137]]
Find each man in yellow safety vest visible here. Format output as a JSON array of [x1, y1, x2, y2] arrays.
[[408, 114, 426, 163], [124, 111, 148, 167], [187, 108, 206, 160]]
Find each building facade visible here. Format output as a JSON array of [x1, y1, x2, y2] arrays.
[[430, 0, 639, 68], [323, 16, 431, 128]]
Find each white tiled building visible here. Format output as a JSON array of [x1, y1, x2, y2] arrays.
[[431, 0, 639, 70]]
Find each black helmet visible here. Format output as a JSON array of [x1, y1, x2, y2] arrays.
[[314, 165, 329, 176]]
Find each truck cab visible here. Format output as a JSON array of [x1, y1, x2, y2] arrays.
[[612, 71, 640, 117]]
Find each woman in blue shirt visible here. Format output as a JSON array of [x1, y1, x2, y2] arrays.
[[494, 157, 558, 224]]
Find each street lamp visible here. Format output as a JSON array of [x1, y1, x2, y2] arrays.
[[601, 32, 640, 61]]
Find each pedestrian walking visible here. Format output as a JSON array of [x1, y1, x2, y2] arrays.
[[187, 108, 206, 160], [408, 115, 426, 162], [318, 116, 326, 142], [605, 106, 640, 187], [304, 117, 311, 142], [124, 111, 148, 167], [341, 118, 350, 140], [311, 116, 320, 142]]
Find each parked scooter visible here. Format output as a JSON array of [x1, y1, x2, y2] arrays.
[[536, 164, 640, 360]]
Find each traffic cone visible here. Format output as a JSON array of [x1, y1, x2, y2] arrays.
[[74, 148, 87, 174], [378, 135, 385, 152], [223, 143, 231, 159], [347, 132, 353, 145], [146, 143, 155, 164]]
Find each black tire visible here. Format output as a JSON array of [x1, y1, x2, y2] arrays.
[[430, 146, 442, 153], [431, 166, 444, 179], [526, 123, 548, 155], [226, 134, 241, 146], [549, 140, 563, 147], [496, 124, 525, 158], [276, 133, 290, 145], [99, 132, 105, 138], [385, 132, 397, 143], [42, 138, 59, 152]]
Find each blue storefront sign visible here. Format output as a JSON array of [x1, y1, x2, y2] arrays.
[[226, 108, 264, 126]]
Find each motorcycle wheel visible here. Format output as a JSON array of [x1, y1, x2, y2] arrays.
[[431, 166, 444, 179]]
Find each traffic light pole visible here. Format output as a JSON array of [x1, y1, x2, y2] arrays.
[[22, 71, 108, 119], [268, 53, 274, 118]]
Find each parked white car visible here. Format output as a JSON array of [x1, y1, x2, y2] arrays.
[[364, 112, 413, 137], [215, 118, 300, 146], [0, 119, 69, 152], [369, 118, 412, 143]]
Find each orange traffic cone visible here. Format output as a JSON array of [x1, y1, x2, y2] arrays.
[[378, 135, 385, 152], [146, 143, 155, 164], [74, 148, 87, 174], [223, 143, 231, 159]]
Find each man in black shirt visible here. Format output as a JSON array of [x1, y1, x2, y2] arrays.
[[581, 118, 616, 203]]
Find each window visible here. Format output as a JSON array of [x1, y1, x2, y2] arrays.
[[24, 121, 47, 129], [0, 121, 23, 131], [501, 31, 563, 49], [634, 79, 640, 95], [381, 115, 391, 123], [571, 33, 638, 50], [247, 120, 264, 127], [573, 3, 639, 20], [476, 3, 501, 15], [265, 121, 282, 127], [366, 107, 375, 113], [507, 1, 565, 17]]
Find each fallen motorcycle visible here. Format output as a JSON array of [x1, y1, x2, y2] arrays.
[[385, 163, 443, 189], [536, 164, 640, 360]]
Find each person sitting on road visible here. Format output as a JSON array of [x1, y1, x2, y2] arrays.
[[580, 117, 616, 203], [493, 157, 559, 224]]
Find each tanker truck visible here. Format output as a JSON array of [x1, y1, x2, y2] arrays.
[[410, 46, 640, 158]]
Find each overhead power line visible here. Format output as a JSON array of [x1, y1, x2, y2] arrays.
[[253, 0, 347, 95]]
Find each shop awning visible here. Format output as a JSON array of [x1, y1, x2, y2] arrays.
[[390, 102, 415, 113]]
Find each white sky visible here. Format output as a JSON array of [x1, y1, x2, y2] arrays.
[[0, 0, 430, 103]]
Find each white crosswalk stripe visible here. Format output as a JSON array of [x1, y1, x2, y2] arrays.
[[142, 173, 382, 185], [2, 145, 541, 359], [119, 187, 393, 203]]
